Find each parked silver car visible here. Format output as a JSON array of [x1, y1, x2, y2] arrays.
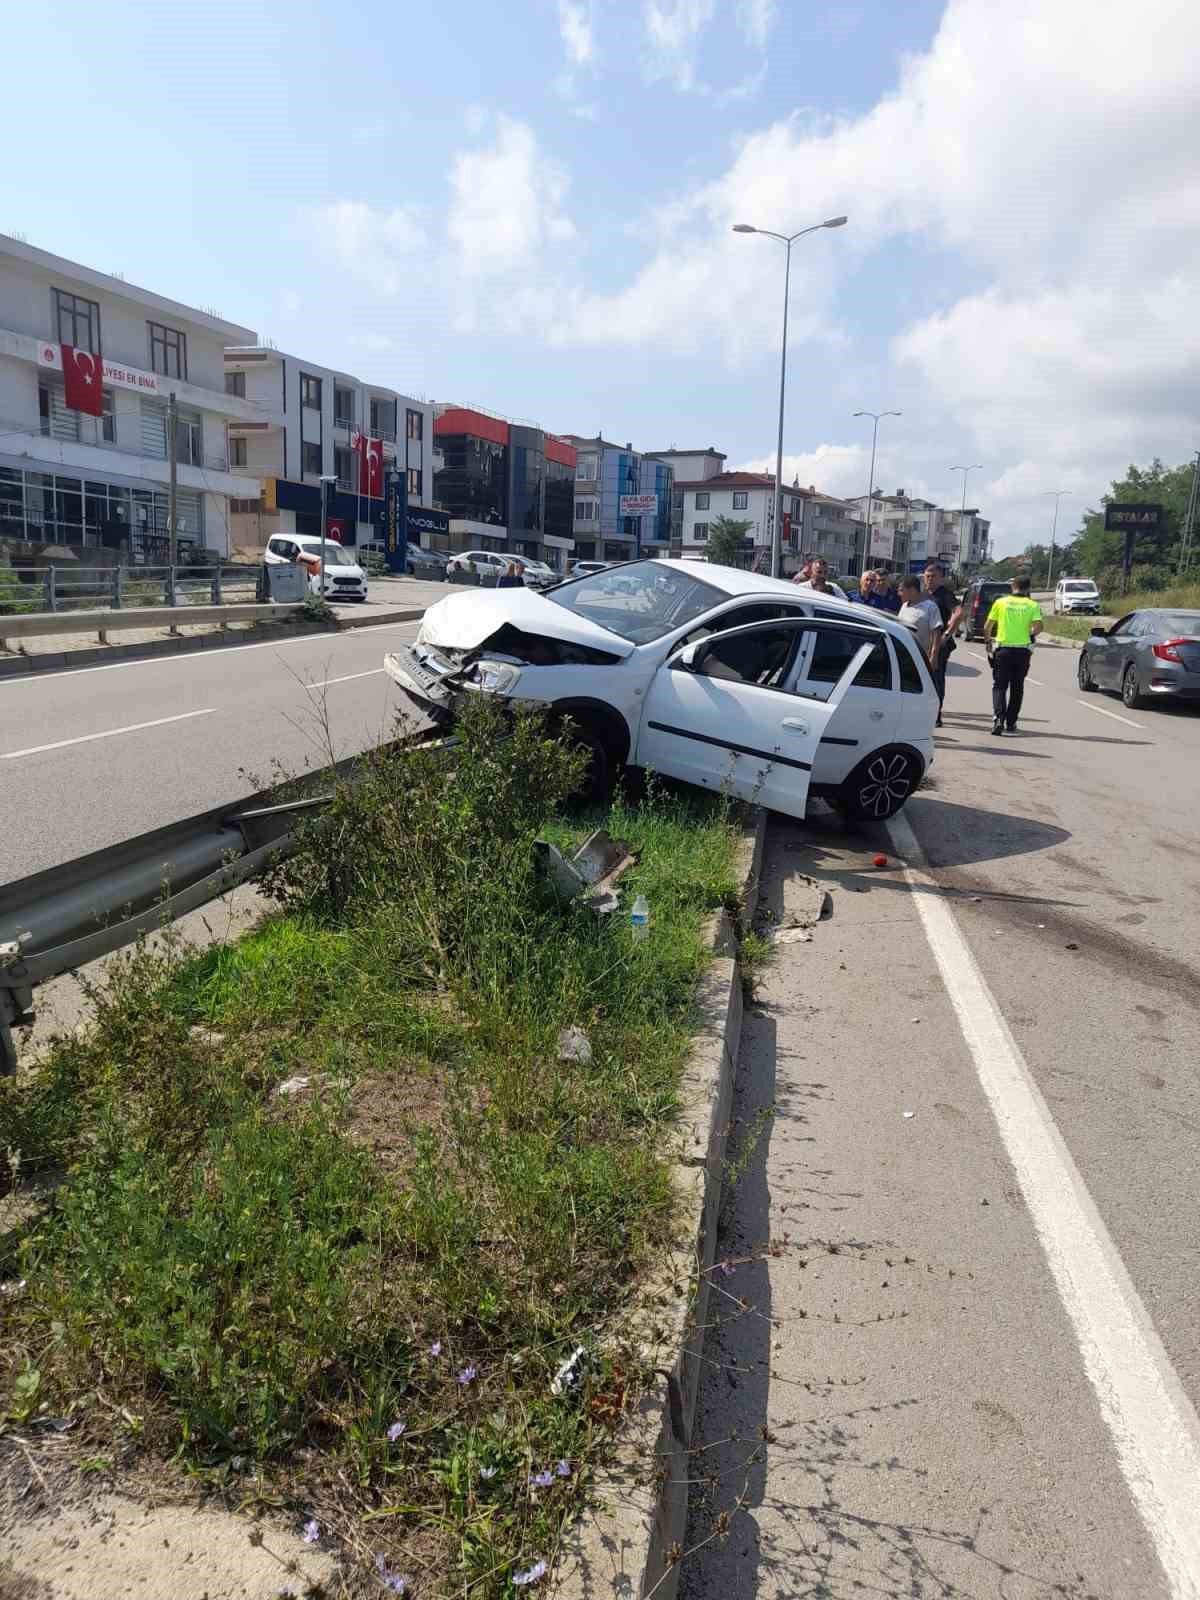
[[1078, 609, 1200, 708]]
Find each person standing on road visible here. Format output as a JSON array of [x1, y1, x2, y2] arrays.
[[496, 560, 524, 589], [793, 556, 850, 601], [984, 574, 1043, 735], [896, 575, 943, 666], [923, 562, 964, 728]]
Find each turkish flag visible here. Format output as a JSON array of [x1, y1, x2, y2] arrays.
[[326, 518, 348, 542], [351, 431, 367, 493], [62, 344, 103, 416], [365, 436, 384, 499]]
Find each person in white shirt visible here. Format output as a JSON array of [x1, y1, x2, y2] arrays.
[[896, 575, 943, 664], [792, 556, 849, 602]]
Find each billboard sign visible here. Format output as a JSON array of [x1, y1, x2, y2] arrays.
[[620, 494, 658, 517], [1103, 502, 1162, 532], [869, 524, 894, 558], [384, 470, 408, 574]]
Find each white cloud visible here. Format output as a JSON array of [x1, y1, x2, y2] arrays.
[[735, 0, 776, 50], [448, 116, 575, 286], [351, 333, 397, 352], [279, 290, 302, 318], [305, 201, 426, 296], [558, 0, 595, 66], [644, 0, 716, 90]]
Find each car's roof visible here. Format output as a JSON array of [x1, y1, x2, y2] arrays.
[[645, 559, 921, 644], [1138, 607, 1200, 617]]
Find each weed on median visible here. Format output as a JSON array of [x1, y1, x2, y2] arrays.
[[0, 697, 740, 1595]]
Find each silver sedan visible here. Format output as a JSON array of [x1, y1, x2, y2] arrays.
[[1078, 608, 1200, 708]]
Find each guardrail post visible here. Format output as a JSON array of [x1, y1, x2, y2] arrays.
[[44, 566, 56, 613], [111, 567, 123, 609], [167, 565, 181, 636], [211, 567, 222, 605]]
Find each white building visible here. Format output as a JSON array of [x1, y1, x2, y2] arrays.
[[794, 487, 865, 577], [224, 347, 433, 551], [672, 470, 816, 564], [0, 233, 264, 559], [646, 447, 725, 545]]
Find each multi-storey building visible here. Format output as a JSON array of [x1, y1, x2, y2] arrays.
[[223, 347, 432, 551], [847, 489, 922, 574], [0, 233, 263, 559], [793, 487, 866, 577], [432, 406, 576, 569], [645, 446, 725, 547], [562, 435, 673, 561]]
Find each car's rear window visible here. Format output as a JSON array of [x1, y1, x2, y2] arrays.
[[546, 561, 723, 643], [1160, 613, 1200, 636]]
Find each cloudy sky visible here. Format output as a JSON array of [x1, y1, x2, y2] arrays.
[[6, 0, 1198, 554]]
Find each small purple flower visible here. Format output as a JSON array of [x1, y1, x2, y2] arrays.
[[374, 1554, 409, 1594], [457, 1364, 477, 1386], [429, 1340, 443, 1357], [513, 1559, 548, 1587], [530, 1468, 555, 1490], [719, 1259, 735, 1277], [556, 1459, 571, 1477], [386, 1420, 406, 1442], [301, 1518, 320, 1544], [479, 1465, 498, 1481]]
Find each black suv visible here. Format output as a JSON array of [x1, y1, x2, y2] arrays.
[[962, 579, 1010, 641]]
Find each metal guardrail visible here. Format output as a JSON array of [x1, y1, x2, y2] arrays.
[[0, 601, 303, 648], [0, 734, 458, 1073], [0, 564, 262, 617]]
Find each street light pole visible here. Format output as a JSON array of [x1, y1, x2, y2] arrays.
[[733, 215, 847, 577], [1043, 490, 1069, 590], [852, 409, 900, 575], [949, 464, 983, 574]]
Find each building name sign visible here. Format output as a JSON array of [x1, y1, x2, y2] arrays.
[[869, 524, 895, 558], [37, 342, 161, 395], [1103, 502, 1162, 530], [619, 494, 658, 516]]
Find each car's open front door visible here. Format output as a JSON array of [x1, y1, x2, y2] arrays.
[[634, 617, 878, 818]]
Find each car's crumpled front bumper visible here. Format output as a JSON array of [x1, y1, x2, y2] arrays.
[[383, 641, 464, 719]]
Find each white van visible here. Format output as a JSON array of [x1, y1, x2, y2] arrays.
[[1053, 577, 1101, 615]]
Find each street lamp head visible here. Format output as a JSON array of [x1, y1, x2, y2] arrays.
[[823, 216, 848, 228], [732, 223, 757, 233]]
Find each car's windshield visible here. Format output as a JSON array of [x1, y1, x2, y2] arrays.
[[296, 540, 350, 560], [1064, 581, 1096, 591], [546, 560, 725, 643]]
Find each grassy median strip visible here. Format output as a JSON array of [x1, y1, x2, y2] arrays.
[[0, 698, 740, 1596]]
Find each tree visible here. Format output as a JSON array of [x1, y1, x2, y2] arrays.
[[706, 516, 754, 567]]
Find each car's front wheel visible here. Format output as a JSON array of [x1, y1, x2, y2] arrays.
[[834, 747, 922, 822], [1078, 651, 1097, 692]]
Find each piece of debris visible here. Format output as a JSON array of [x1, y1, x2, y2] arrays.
[[534, 832, 635, 915], [773, 927, 813, 946], [902, 1111, 916, 1120], [274, 1075, 311, 1098], [189, 1025, 225, 1046], [551, 1346, 589, 1396], [557, 1028, 593, 1064], [872, 853, 888, 869], [1064, 941, 1079, 950]]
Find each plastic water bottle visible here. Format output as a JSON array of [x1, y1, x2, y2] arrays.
[[630, 894, 650, 941]]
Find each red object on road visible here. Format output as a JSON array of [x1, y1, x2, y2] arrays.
[[62, 344, 104, 416], [872, 853, 888, 868]]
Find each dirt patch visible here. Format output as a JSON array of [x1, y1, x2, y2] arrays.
[[343, 1064, 452, 1179]]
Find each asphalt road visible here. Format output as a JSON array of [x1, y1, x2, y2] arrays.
[[682, 643, 1200, 1600], [0, 614, 427, 880]]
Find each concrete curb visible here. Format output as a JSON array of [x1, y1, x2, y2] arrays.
[[552, 807, 767, 1600], [0, 607, 426, 679]]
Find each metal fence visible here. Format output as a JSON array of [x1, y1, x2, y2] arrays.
[[0, 563, 263, 616]]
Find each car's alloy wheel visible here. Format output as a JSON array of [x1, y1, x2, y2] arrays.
[[1078, 651, 1096, 692], [837, 748, 919, 822], [1122, 664, 1143, 709]]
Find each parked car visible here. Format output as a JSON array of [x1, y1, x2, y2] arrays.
[[447, 551, 557, 588], [383, 558, 938, 821], [569, 560, 612, 578], [264, 534, 368, 601], [1078, 609, 1200, 708], [962, 579, 1011, 641], [356, 541, 447, 578], [1054, 577, 1101, 615]]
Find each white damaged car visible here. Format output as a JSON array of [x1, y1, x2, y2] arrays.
[[384, 560, 938, 820]]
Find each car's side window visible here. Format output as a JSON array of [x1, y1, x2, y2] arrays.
[[697, 625, 801, 689], [678, 601, 804, 651], [1110, 613, 1136, 635], [895, 636, 924, 693], [804, 630, 892, 691]]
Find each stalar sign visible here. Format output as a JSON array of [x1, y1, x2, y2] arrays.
[[1103, 502, 1162, 530]]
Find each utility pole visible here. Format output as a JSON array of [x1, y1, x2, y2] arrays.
[[1043, 490, 1069, 590], [853, 410, 901, 575], [167, 391, 178, 567], [1178, 449, 1200, 575]]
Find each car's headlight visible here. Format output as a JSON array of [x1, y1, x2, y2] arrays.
[[472, 660, 522, 694]]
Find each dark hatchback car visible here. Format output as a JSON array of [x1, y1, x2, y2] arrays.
[[1078, 609, 1200, 709], [962, 579, 1011, 641]]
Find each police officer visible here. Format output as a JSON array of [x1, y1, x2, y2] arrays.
[[984, 574, 1043, 735]]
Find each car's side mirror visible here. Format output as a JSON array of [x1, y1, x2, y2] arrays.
[[1090, 627, 1107, 638], [674, 642, 701, 671]]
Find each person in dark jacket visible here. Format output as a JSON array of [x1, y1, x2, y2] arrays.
[[923, 562, 964, 726], [496, 560, 524, 589]]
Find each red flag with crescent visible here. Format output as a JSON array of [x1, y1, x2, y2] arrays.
[[62, 345, 103, 416], [351, 430, 368, 494], [365, 436, 384, 499]]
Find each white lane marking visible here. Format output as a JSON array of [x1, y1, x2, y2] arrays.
[[888, 808, 1200, 1599], [1078, 699, 1146, 730], [308, 669, 386, 689], [0, 620, 424, 687], [2, 708, 215, 759]]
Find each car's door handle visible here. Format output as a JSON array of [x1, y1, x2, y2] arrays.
[[780, 717, 810, 734], [869, 710, 885, 721]]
